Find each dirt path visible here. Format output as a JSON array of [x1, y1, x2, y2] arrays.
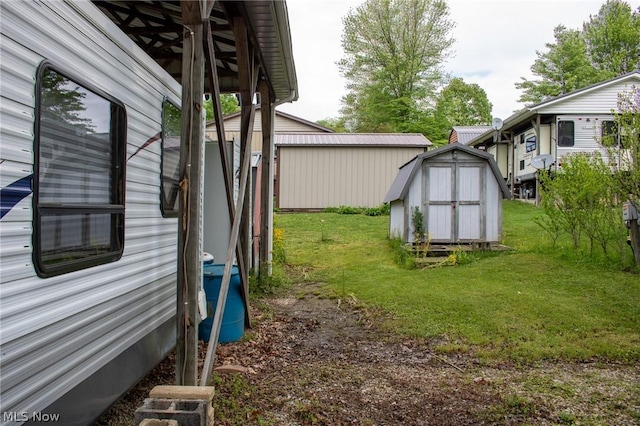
[[97, 282, 640, 425]]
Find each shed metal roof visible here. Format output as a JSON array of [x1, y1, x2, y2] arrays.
[[275, 133, 432, 147], [384, 143, 511, 203], [449, 126, 492, 145]]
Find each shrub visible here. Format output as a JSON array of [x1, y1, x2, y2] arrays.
[[536, 153, 630, 266], [322, 204, 391, 216]]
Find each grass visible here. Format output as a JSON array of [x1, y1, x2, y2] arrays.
[[276, 200, 640, 363]]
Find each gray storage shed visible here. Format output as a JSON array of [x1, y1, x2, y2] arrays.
[[384, 143, 510, 245]]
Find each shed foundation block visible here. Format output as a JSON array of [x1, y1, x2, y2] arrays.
[[134, 386, 214, 426]]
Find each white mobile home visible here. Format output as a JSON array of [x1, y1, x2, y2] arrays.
[[467, 72, 640, 200], [1, 2, 181, 423], [0, 0, 297, 424]]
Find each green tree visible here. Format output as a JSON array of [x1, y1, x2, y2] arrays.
[[317, 117, 348, 133], [583, 0, 640, 76], [605, 85, 640, 265], [41, 69, 94, 132], [516, 1, 639, 104], [338, 0, 454, 133], [516, 25, 604, 104], [203, 93, 240, 121], [431, 77, 492, 145]]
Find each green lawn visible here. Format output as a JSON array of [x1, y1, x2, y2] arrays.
[[276, 201, 640, 362]]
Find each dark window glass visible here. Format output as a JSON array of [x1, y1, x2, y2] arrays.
[[601, 120, 619, 147], [526, 135, 537, 153], [558, 121, 575, 147], [34, 66, 126, 277], [519, 160, 525, 170], [161, 101, 181, 217]]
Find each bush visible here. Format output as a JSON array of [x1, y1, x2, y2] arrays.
[[323, 204, 390, 216], [536, 153, 631, 267]]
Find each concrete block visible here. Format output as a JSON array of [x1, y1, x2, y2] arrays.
[[149, 386, 215, 403], [138, 419, 178, 426], [147, 385, 215, 425], [134, 398, 207, 426]]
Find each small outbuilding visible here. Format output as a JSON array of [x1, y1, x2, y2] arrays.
[[384, 143, 510, 246]]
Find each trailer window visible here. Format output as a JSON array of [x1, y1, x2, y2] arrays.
[[557, 121, 574, 147], [34, 66, 126, 277], [526, 135, 537, 153], [161, 101, 181, 217], [601, 120, 618, 147]]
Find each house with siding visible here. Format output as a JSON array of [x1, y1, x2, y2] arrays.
[[206, 107, 333, 151], [466, 71, 640, 200]]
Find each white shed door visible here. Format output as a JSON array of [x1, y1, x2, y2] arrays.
[[424, 163, 484, 242], [425, 166, 452, 241], [457, 165, 482, 240]]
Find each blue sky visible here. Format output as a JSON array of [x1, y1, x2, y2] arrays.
[[277, 0, 630, 123]]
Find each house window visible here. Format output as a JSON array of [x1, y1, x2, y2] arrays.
[[519, 160, 525, 170], [526, 135, 537, 153], [161, 101, 181, 217], [601, 120, 619, 147], [519, 134, 525, 144], [557, 120, 574, 147], [34, 65, 126, 277]]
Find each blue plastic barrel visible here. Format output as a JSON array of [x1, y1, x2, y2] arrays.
[[198, 263, 245, 343]]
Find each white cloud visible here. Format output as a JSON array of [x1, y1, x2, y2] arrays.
[[278, 0, 625, 123]]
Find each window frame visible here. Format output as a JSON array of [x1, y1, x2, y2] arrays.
[[601, 120, 619, 147], [160, 99, 181, 218], [33, 62, 127, 278], [557, 120, 575, 147], [525, 135, 537, 153]]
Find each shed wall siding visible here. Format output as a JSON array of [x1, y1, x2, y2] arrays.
[[389, 202, 405, 239], [404, 168, 423, 240], [278, 146, 422, 208], [485, 167, 502, 241]]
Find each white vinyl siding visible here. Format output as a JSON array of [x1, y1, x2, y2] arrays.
[[555, 115, 614, 165], [0, 0, 179, 418], [538, 80, 639, 114]]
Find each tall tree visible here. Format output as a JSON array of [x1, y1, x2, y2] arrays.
[[338, 0, 454, 133], [516, 25, 604, 104], [431, 77, 492, 145], [316, 116, 348, 133], [516, 1, 640, 105], [583, 0, 640, 76]]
